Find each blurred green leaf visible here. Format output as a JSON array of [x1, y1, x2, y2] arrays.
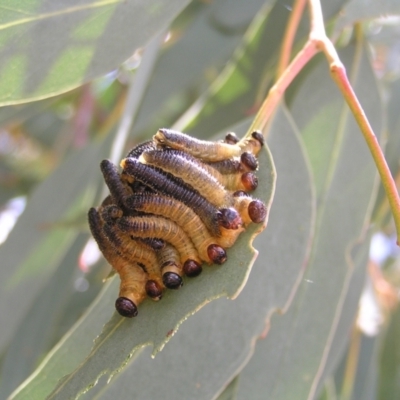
[[378, 305, 400, 400], [0, 234, 91, 399], [0, 0, 190, 105], [133, 0, 273, 136], [336, 0, 400, 31], [0, 134, 112, 353], [172, 1, 288, 136]]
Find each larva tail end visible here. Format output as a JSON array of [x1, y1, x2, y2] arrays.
[[219, 208, 242, 230], [224, 132, 239, 144], [163, 272, 183, 289], [251, 130, 264, 146], [248, 200, 267, 223], [183, 260, 203, 277], [241, 172, 258, 191], [145, 280, 163, 300], [115, 297, 138, 317], [207, 244, 227, 265], [240, 152, 258, 171]]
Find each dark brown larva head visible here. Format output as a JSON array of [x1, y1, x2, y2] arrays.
[[241, 172, 258, 191], [183, 260, 203, 277], [240, 152, 258, 171], [163, 272, 183, 289], [218, 208, 242, 230], [115, 297, 138, 318], [251, 130, 264, 146], [207, 244, 227, 265], [248, 199, 267, 223], [145, 280, 163, 300], [224, 132, 239, 144]]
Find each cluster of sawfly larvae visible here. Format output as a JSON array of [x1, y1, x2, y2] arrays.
[[88, 128, 267, 318]]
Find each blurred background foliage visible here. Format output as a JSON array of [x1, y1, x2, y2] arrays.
[[0, 0, 399, 399]]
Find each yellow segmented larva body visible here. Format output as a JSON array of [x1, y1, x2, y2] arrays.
[[126, 193, 220, 263], [140, 150, 234, 208], [121, 157, 222, 237], [117, 215, 202, 265], [102, 221, 163, 288], [117, 262, 148, 308], [154, 129, 243, 162], [155, 149, 252, 193], [157, 243, 182, 276], [88, 208, 147, 309], [233, 196, 254, 226], [217, 226, 245, 248]]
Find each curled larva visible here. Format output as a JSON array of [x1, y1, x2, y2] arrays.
[[126, 193, 228, 264], [154, 128, 243, 162], [101, 207, 164, 300], [139, 150, 234, 208], [121, 157, 222, 236], [88, 208, 146, 317], [157, 243, 184, 289], [117, 214, 203, 270]]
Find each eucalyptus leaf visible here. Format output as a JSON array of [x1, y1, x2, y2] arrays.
[[0, 234, 89, 399], [378, 306, 400, 400], [0, 135, 112, 353], [336, 0, 400, 31], [0, 0, 190, 105], [26, 105, 314, 400]]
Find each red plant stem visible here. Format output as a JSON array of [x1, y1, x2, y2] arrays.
[[277, 0, 308, 77], [248, 0, 400, 245], [330, 64, 400, 244]]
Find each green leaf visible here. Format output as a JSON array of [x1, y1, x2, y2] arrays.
[[336, 0, 400, 31], [0, 0, 190, 105], [14, 104, 314, 399], [10, 135, 274, 399], [0, 134, 112, 354], [378, 306, 400, 400], [235, 42, 383, 399], [133, 0, 275, 135], [0, 234, 91, 399]]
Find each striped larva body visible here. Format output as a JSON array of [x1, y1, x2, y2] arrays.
[[154, 128, 243, 162], [100, 160, 133, 209], [89, 127, 269, 317], [101, 207, 164, 300], [146, 148, 258, 193], [121, 157, 222, 236], [126, 193, 227, 264], [157, 243, 184, 289], [117, 215, 202, 267], [139, 150, 234, 208], [88, 208, 146, 317]]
